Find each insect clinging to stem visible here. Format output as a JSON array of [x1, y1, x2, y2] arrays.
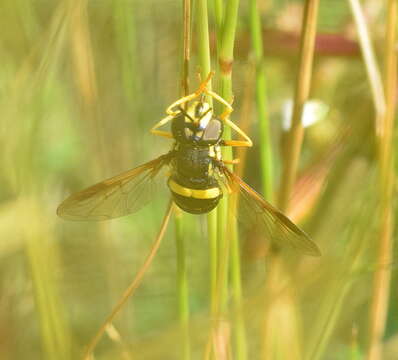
[[57, 72, 321, 257]]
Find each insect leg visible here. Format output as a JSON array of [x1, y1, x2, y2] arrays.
[[221, 140, 252, 147], [166, 93, 201, 116], [221, 118, 253, 147], [150, 114, 176, 139], [205, 89, 234, 119], [165, 72, 215, 115], [223, 158, 240, 165]]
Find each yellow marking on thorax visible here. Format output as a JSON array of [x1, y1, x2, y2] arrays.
[[208, 146, 215, 157], [168, 179, 220, 199], [215, 145, 222, 160]]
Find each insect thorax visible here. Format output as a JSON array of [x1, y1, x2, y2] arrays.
[[171, 101, 223, 145]]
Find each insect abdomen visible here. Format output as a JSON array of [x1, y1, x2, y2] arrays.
[[168, 145, 222, 214], [168, 178, 222, 214]]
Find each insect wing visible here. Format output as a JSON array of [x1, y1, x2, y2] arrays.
[[57, 154, 172, 221], [218, 166, 321, 257]]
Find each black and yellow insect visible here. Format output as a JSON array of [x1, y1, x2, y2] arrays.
[[57, 73, 321, 256]]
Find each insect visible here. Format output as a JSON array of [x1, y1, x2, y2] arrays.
[[57, 72, 321, 256]]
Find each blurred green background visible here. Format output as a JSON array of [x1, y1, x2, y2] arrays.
[[0, 0, 397, 359]]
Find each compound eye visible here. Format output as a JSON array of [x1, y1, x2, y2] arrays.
[[202, 119, 222, 142]]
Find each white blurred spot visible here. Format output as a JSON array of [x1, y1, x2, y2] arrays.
[[282, 99, 329, 131]]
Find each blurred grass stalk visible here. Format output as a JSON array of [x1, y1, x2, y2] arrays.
[[277, 0, 320, 212], [306, 2, 394, 358], [113, 0, 139, 109], [18, 4, 71, 360], [263, 1, 319, 359], [175, 0, 192, 359], [367, 0, 397, 359], [304, 176, 373, 360], [347, 0, 386, 137], [83, 201, 174, 359], [25, 202, 71, 360], [249, 0, 273, 200]]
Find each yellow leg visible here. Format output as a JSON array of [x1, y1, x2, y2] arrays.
[[166, 93, 200, 116], [223, 158, 240, 165], [205, 89, 234, 118], [166, 72, 215, 115], [223, 118, 253, 147], [150, 114, 176, 139], [151, 131, 174, 139], [222, 139, 252, 148]]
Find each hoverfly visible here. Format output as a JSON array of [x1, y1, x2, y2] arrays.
[[57, 72, 320, 256]]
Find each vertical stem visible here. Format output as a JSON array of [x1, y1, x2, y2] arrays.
[[197, 0, 213, 83], [175, 1, 192, 359], [348, 0, 386, 135], [218, 0, 240, 111], [195, 4, 222, 359], [214, 0, 224, 30], [175, 208, 190, 360], [229, 209, 247, 360], [249, 0, 273, 200], [113, 0, 138, 108], [196, 0, 218, 315], [277, 0, 320, 212], [214, 0, 224, 52], [217, 1, 247, 359], [181, 0, 191, 97], [367, 1, 397, 359], [217, 0, 241, 311]]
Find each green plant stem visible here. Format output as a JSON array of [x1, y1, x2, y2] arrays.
[[113, 0, 138, 107], [181, 0, 191, 97], [249, 0, 273, 200], [217, 1, 248, 359], [214, 0, 224, 30], [213, 0, 224, 50], [196, 0, 218, 314], [197, 0, 213, 82], [195, 4, 221, 359], [175, 208, 190, 360], [367, 1, 397, 359], [229, 213, 247, 360], [277, 0, 320, 212], [217, 0, 241, 311], [175, 1, 192, 358]]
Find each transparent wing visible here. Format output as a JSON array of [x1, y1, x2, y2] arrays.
[[218, 165, 321, 257], [57, 153, 173, 221]]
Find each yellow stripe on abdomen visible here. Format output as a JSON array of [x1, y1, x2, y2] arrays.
[[168, 178, 220, 199]]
